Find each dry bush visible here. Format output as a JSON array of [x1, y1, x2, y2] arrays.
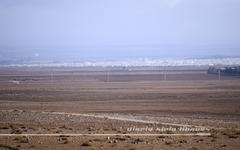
[[11, 129, 23, 134], [19, 137, 29, 143], [93, 138, 104, 142], [61, 137, 68, 141], [165, 141, 172, 145], [29, 145, 36, 149], [9, 124, 18, 129], [222, 129, 239, 139], [0, 144, 19, 150], [81, 141, 92, 146], [0, 124, 10, 129]]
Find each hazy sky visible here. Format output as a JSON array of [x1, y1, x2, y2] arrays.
[[0, 0, 240, 60]]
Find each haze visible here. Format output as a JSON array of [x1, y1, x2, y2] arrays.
[[0, 0, 240, 61]]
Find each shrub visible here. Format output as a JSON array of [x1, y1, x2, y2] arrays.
[[81, 142, 91, 146]]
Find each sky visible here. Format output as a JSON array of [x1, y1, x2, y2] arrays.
[[0, 0, 240, 61]]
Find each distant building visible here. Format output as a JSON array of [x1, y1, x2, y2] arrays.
[[208, 65, 240, 75]]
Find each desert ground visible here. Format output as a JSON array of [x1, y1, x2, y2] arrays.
[[0, 66, 239, 150]]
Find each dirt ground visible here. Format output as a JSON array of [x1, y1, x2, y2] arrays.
[[0, 66, 239, 150]]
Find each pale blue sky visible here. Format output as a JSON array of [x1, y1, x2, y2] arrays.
[[0, 0, 240, 60]]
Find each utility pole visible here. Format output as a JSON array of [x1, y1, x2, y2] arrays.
[[51, 71, 53, 82], [218, 69, 221, 81], [164, 70, 167, 81], [107, 71, 110, 82], [164, 66, 167, 81]]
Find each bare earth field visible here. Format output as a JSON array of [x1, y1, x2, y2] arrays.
[[0, 66, 239, 150]]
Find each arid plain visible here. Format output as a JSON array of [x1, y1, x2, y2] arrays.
[[0, 66, 239, 150]]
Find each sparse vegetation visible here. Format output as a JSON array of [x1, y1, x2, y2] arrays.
[[11, 129, 23, 134], [1, 67, 240, 149], [19, 137, 29, 143], [116, 137, 126, 141], [60, 124, 68, 129], [222, 129, 239, 139], [132, 138, 144, 144], [228, 135, 238, 139], [104, 128, 110, 131], [0, 124, 10, 129], [93, 138, 103, 142], [81, 142, 91, 146], [13, 137, 21, 141], [9, 124, 18, 129], [165, 141, 172, 145], [61, 137, 68, 141], [0, 144, 19, 150], [29, 145, 36, 149]]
